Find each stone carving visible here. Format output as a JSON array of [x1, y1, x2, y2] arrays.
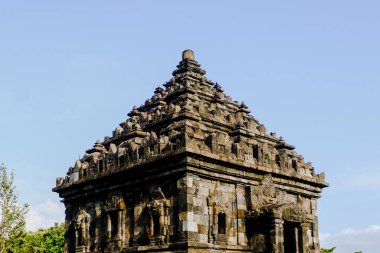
[[105, 192, 124, 211], [135, 186, 171, 246], [74, 208, 91, 247], [249, 175, 278, 212], [252, 234, 267, 253], [282, 206, 307, 223]]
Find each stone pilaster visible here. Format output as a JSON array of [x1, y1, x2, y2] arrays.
[[121, 209, 127, 247], [270, 218, 284, 253], [301, 223, 310, 253], [236, 184, 247, 246], [64, 204, 71, 253]]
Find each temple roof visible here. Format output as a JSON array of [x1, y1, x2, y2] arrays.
[[54, 50, 327, 191]]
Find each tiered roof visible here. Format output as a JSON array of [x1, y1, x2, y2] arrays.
[[54, 50, 327, 191]]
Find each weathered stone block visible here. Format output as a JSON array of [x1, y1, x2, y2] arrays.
[[182, 220, 198, 232]]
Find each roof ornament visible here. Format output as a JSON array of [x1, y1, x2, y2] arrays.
[[127, 105, 140, 117], [276, 136, 295, 150], [182, 49, 195, 60], [213, 82, 224, 92], [240, 101, 248, 109], [154, 86, 164, 94], [238, 101, 251, 113], [172, 50, 206, 76], [86, 140, 104, 154]]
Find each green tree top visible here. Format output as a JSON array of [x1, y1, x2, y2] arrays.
[[0, 164, 29, 253], [7, 223, 64, 253], [321, 247, 336, 253]]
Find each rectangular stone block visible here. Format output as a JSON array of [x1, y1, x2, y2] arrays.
[[238, 209, 246, 216], [179, 211, 194, 221], [199, 233, 208, 243], [198, 224, 208, 234], [182, 220, 198, 232], [238, 232, 246, 246], [198, 187, 209, 196]]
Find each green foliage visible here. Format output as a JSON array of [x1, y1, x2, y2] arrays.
[[322, 246, 363, 253], [7, 223, 64, 253], [0, 164, 63, 252], [0, 164, 29, 253], [321, 247, 336, 253]]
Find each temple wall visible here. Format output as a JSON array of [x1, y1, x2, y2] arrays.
[[177, 174, 247, 246], [63, 173, 321, 253]]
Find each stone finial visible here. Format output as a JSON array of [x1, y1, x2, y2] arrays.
[[128, 105, 139, 117], [154, 86, 164, 94], [94, 140, 103, 150], [238, 101, 251, 113], [173, 49, 206, 76], [214, 82, 224, 92], [240, 101, 248, 109], [182, 49, 194, 60], [86, 140, 104, 154]]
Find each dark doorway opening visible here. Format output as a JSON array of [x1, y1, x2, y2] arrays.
[[245, 216, 269, 252], [153, 212, 160, 236], [218, 213, 226, 234], [284, 221, 303, 253], [109, 211, 118, 238]]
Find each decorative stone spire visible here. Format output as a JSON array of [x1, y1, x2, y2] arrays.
[[86, 140, 104, 154], [154, 86, 164, 94], [128, 105, 139, 117], [182, 49, 194, 60], [213, 82, 224, 92], [172, 49, 206, 76], [238, 101, 251, 113]]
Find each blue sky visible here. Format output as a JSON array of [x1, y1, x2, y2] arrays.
[[0, 1, 379, 252]]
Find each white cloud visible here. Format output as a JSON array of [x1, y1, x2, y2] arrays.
[[26, 199, 65, 231], [335, 169, 380, 191], [321, 225, 380, 253]]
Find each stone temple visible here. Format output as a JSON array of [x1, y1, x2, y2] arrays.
[[54, 50, 328, 253]]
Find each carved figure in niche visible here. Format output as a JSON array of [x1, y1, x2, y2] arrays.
[[104, 192, 125, 242], [74, 208, 91, 247], [269, 146, 279, 168], [258, 143, 272, 165], [106, 194, 123, 211], [208, 132, 231, 154], [139, 186, 171, 246], [126, 138, 141, 161], [240, 141, 253, 161], [246, 119, 258, 133], [276, 151, 292, 171], [252, 234, 266, 253]]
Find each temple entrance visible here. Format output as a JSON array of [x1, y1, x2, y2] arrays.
[[284, 221, 303, 253], [245, 216, 270, 253]]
